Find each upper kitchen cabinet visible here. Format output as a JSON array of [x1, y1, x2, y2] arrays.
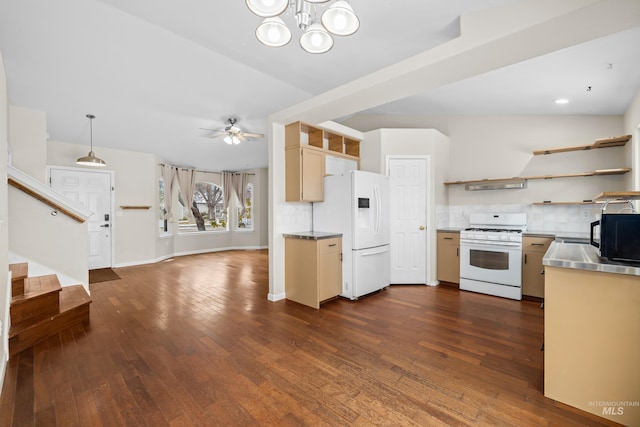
[[285, 121, 360, 202]]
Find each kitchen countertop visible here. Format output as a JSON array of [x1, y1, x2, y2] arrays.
[[283, 231, 342, 240], [543, 241, 640, 276], [436, 228, 462, 233]]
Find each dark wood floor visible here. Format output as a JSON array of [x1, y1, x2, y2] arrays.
[[0, 250, 621, 426]]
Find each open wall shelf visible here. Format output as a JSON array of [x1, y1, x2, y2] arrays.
[[532, 134, 631, 155], [444, 168, 631, 186]]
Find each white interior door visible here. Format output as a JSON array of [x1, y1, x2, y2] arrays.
[[388, 157, 427, 284], [50, 168, 112, 269]]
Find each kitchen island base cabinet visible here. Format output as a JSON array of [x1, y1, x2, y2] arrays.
[[437, 231, 460, 284], [522, 236, 553, 298], [285, 237, 342, 309], [544, 266, 640, 425]]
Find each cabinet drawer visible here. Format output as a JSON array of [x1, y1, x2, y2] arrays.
[[437, 232, 460, 245], [523, 237, 553, 253], [318, 238, 341, 254]]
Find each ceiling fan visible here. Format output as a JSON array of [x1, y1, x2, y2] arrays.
[[200, 118, 264, 145]]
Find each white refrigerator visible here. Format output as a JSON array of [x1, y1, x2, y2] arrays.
[[313, 170, 390, 300]]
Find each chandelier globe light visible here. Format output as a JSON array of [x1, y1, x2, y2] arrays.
[[321, 0, 359, 36], [256, 17, 292, 47], [245, 0, 289, 18], [247, 0, 359, 53], [300, 22, 333, 54]]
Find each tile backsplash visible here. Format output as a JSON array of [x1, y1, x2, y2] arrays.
[[437, 203, 636, 235]]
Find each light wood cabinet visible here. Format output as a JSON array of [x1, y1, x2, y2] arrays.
[[285, 121, 360, 202], [285, 236, 342, 309], [522, 236, 553, 298], [285, 146, 325, 202], [437, 231, 460, 284]]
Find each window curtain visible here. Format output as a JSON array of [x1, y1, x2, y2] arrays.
[[176, 168, 196, 217], [222, 172, 249, 214], [160, 164, 175, 220], [233, 173, 249, 215], [222, 172, 235, 211]]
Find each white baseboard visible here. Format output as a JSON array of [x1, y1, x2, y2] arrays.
[[268, 292, 286, 302]]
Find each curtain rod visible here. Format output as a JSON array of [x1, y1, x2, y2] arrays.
[[158, 163, 255, 175]]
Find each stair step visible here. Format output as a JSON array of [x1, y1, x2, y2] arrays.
[[9, 262, 28, 297], [9, 285, 91, 357], [10, 274, 62, 324]]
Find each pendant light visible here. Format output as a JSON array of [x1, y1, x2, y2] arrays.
[[76, 114, 106, 167]]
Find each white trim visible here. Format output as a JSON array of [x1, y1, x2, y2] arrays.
[[268, 292, 286, 302], [8, 165, 93, 220]]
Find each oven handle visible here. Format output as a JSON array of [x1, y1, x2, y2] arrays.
[[460, 240, 522, 249]]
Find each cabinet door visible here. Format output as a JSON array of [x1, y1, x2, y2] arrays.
[[301, 147, 324, 202], [522, 250, 545, 297], [437, 233, 460, 284], [318, 239, 342, 302]]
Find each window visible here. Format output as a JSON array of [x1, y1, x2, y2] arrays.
[[236, 182, 253, 230], [158, 178, 168, 235], [178, 182, 227, 232]]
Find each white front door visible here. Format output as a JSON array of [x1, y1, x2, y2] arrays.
[[388, 157, 427, 284], [50, 168, 113, 269]]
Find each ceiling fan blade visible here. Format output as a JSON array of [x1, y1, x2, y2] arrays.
[[237, 134, 247, 143], [241, 132, 264, 139]]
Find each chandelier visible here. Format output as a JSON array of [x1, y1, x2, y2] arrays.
[[246, 0, 359, 54]]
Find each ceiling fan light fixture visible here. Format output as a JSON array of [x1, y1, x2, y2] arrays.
[[76, 114, 106, 167], [322, 0, 359, 36], [256, 17, 292, 47], [246, 0, 288, 18], [300, 22, 333, 54]]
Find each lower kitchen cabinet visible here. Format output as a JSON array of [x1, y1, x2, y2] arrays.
[[522, 236, 554, 298], [437, 231, 460, 284], [285, 236, 342, 309]]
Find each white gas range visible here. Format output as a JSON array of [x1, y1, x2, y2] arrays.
[[459, 213, 527, 300]]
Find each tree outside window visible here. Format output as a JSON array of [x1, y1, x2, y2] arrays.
[[178, 182, 227, 232], [236, 183, 253, 230], [158, 178, 168, 234]]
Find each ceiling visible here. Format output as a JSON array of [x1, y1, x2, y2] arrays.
[[0, 0, 639, 171]]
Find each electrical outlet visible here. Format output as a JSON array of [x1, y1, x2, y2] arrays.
[[581, 209, 590, 219]]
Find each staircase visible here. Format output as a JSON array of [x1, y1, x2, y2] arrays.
[[8, 262, 91, 358]]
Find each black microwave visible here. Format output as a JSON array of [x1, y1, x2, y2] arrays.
[[590, 214, 640, 262]]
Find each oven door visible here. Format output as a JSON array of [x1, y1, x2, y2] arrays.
[[460, 240, 522, 287]]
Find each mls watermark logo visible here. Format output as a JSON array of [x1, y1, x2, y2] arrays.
[[601, 406, 624, 416], [588, 400, 639, 417]]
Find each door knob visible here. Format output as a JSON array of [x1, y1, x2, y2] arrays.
[[100, 224, 110, 228], [419, 225, 425, 230]]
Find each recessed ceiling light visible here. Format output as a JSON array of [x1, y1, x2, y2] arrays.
[[555, 98, 570, 104]]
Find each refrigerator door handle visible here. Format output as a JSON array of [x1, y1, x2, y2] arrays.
[[360, 247, 390, 256], [374, 185, 381, 234]]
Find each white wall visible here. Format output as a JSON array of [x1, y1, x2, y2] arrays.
[[0, 50, 11, 387], [624, 88, 640, 190], [48, 141, 157, 266], [8, 187, 89, 286], [344, 115, 626, 206], [8, 107, 47, 183], [48, 140, 269, 267]]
